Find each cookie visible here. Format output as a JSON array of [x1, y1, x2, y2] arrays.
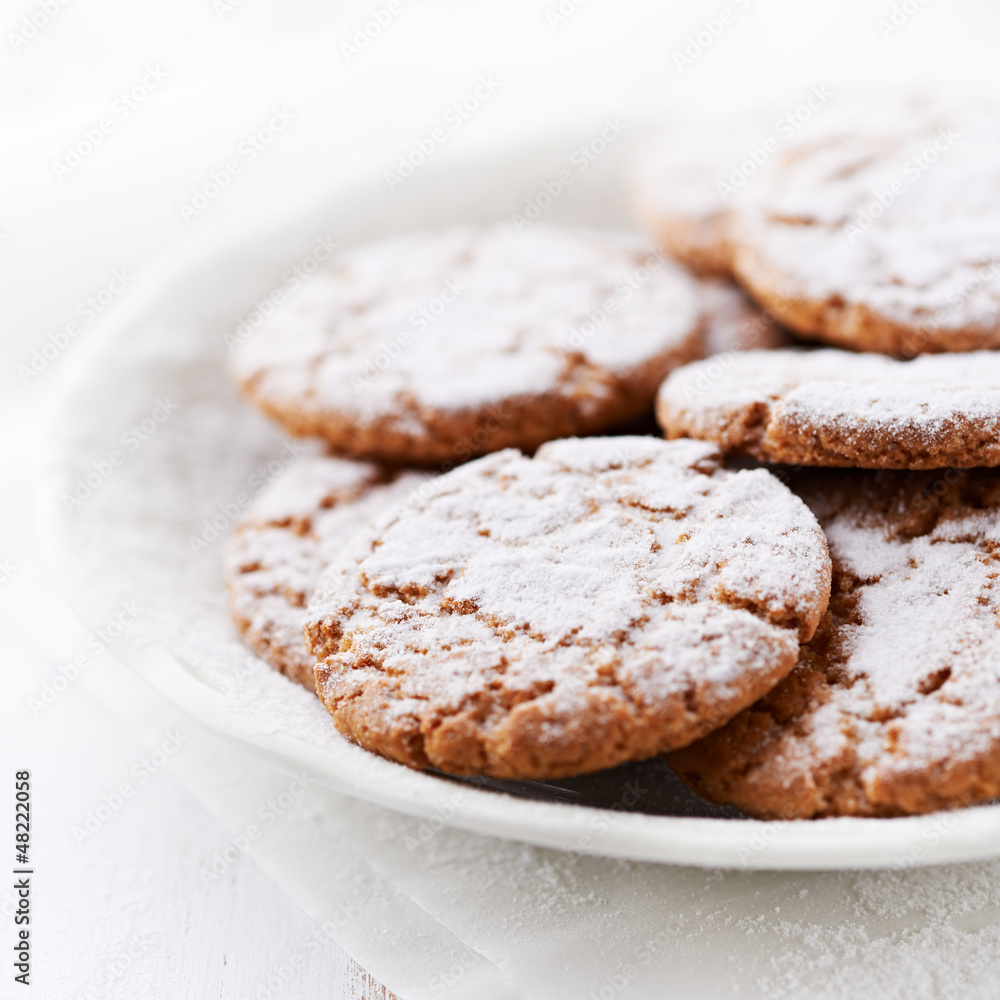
[[732, 94, 1000, 354], [696, 278, 793, 357], [657, 349, 1000, 469], [667, 469, 1000, 818], [223, 448, 430, 690], [628, 108, 780, 276], [303, 437, 832, 779], [232, 225, 703, 466]]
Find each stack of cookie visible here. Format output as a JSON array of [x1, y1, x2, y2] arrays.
[[635, 92, 1000, 819], [224, 92, 1000, 822]]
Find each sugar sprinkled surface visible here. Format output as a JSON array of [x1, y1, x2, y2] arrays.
[[670, 469, 1000, 817], [223, 446, 431, 687], [659, 348, 1000, 468], [232, 223, 702, 420], [628, 106, 781, 273], [734, 93, 1000, 346], [306, 437, 831, 777]]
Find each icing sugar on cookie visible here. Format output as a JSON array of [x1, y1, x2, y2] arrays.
[[305, 437, 831, 779], [629, 92, 833, 277], [629, 107, 782, 277], [658, 349, 1000, 469], [224, 447, 431, 690], [733, 93, 1000, 353], [668, 469, 1000, 817], [232, 225, 703, 465]]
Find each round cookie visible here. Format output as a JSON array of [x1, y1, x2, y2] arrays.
[[658, 349, 1000, 469], [304, 437, 832, 779], [732, 94, 1000, 354], [696, 278, 793, 357], [223, 448, 431, 690], [232, 225, 703, 466], [628, 107, 781, 276], [667, 469, 1000, 818]]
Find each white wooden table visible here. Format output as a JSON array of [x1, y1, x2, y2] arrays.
[[1, 406, 401, 998]]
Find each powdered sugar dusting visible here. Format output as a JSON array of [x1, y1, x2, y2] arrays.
[[629, 107, 780, 273], [734, 94, 1000, 349], [232, 223, 701, 423], [802, 474, 1000, 805], [659, 349, 1000, 468], [671, 470, 1000, 817], [305, 437, 831, 777], [223, 446, 432, 688]]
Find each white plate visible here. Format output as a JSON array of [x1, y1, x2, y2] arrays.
[[38, 130, 1000, 870]]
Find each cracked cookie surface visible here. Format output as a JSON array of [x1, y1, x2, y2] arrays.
[[657, 349, 1000, 469], [732, 94, 1000, 354], [232, 225, 703, 466], [304, 437, 831, 779], [223, 448, 431, 690], [667, 469, 1000, 817]]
